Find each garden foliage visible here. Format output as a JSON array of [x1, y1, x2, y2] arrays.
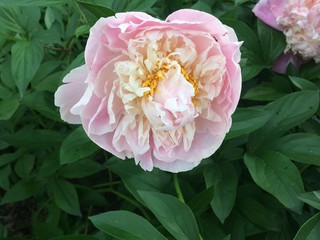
[[0, 0, 319, 239]]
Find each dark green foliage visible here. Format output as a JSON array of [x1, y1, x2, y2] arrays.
[[0, 0, 319, 239]]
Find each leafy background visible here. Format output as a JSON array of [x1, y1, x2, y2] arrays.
[[0, 0, 320, 239]]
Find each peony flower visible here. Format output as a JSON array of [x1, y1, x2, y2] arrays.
[[54, 9, 242, 172], [253, 0, 320, 72]]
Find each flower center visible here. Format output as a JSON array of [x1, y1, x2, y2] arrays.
[[141, 61, 199, 103]]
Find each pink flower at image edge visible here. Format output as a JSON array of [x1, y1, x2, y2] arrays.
[[253, 0, 320, 73], [54, 9, 242, 173]]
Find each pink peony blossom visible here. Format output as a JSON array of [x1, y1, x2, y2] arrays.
[[54, 10, 242, 172], [253, 0, 320, 72]]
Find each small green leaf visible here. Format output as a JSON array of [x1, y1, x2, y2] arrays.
[[11, 39, 44, 96], [49, 235, 99, 240], [1, 179, 39, 204], [204, 163, 238, 223], [294, 212, 320, 240], [188, 186, 214, 217], [257, 20, 286, 64], [138, 191, 200, 240], [226, 108, 272, 139], [0, 0, 68, 6], [289, 76, 318, 90], [14, 154, 35, 179], [0, 165, 11, 191], [269, 133, 320, 166], [50, 179, 81, 216], [249, 90, 319, 151], [3, 128, 65, 149], [105, 157, 171, 204], [59, 159, 102, 178], [89, 210, 167, 240], [0, 99, 19, 120], [243, 82, 289, 101], [60, 126, 99, 164], [237, 196, 280, 231], [75, 0, 115, 26], [299, 191, 320, 211], [244, 152, 304, 213]]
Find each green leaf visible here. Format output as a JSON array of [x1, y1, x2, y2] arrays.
[[0, 99, 19, 120], [0, 165, 11, 191], [14, 154, 35, 179], [105, 157, 171, 204], [50, 179, 81, 216], [257, 20, 286, 64], [269, 133, 320, 166], [294, 212, 320, 240], [60, 126, 99, 164], [289, 76, 318, 90], [243, 82, 289, 101], [249, 90, 319, 151], [0, 0, 68, 6], [188, 186, 214, 217], [1, 179, 40, 204], [3, 128, 65, 149], [138, 191, 200, 240], [59, 159, 102, 178], [237, 196, 280, 231], [226, 108, 272, 139], [49, 235, 99, 240], [22, 91, 61, 121], [241, 62, 265, 81], [11, 39, 44, 96], [204, 163, 238, 223], [75, 0, 115, 26], [89, 210, 167, 240], [299, 191, 320, 211], [0, 149, 24, 168], [244, 151, 304, 213], [32, 221, 63, 240]]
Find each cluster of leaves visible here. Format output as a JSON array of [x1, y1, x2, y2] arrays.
[[0, 0, 319, 239]]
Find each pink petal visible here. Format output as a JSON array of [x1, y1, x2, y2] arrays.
[[252, 0, 288, 31]]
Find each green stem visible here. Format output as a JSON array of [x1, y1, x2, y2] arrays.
[[173, 173, 185, 203]]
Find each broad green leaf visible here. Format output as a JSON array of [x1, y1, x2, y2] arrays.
[[226, 108, 272, 139], [3, 128, 65, 149], [22, 91, 61, 121], [301, 62, 320, 80], [188, 186, 214, 217], [49, 235, 99, 240], [0, 149, 24, 168], [0, 99, 19, 120], [14, 154, 35, 179], [75, 0, 115, 26], [198, 214, 225, 240], [89, 210, 167, 240], [241, 62, 265, 81], [0, 85, 13, 100], [114, 0, 158, 12], [50, 179, 81, 216], [290, 76, 318, 90], [243, 82, 289, 101], [257, 20, 286, 64], [59, 159, 102, 178], [105, 157, 171, 204], [11, 39, 44, 96], [269, 133, 320, 166], [249, 90, 319, 151], [237, 196, 280, 231], [0, 0, 68, 6], [32, 60, 62, 86], [60, 126, 99, 164], [138, 191, 200, 240], [191, 1, 212, 13], [1, 180, 34, 205], [244, 152, 304, 213], [294, 212, 320, 240], [204, 163, 238, 223], [299, 191, 320, 211]]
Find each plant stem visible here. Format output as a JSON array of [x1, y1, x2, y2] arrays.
[[173, 173, 185, 203]]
